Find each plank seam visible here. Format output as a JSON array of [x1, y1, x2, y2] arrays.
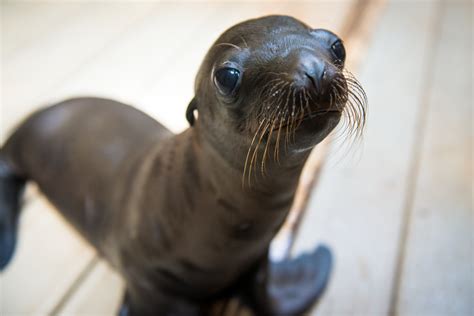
[[388, 1, 446, 314], [49, 256, 100, 316], [341, 0, 371, 40]]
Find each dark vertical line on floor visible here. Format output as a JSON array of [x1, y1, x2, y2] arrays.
[[49, 256, 99, 315], [341, 0, 371, 39], [388, 1, 445, 315]]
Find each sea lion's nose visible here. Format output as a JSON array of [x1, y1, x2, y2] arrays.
[[290, 51, 331, 93]]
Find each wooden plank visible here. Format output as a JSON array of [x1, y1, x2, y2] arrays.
[[57, 1, 358, 313], [0, 197, 96, 315], [1, 2, 157, 141], [292, 1, 441, 315], [395, 2, 473, 314]]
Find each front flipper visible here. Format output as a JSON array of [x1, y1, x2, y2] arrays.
[[0, 159, 26, 271], [252, 245, 333, 316]]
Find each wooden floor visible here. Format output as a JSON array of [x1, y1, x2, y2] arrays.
[[1, 1, 472, 315]]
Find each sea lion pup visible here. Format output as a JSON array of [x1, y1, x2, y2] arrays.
[[0, 15, 366, 315]]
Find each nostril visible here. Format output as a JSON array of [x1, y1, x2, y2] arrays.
[[305, 72, 318, 89], [291, 51, 327, 92]]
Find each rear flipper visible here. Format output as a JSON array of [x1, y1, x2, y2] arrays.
[[0, 158, 26, 271], [252, 245, 333, 315]]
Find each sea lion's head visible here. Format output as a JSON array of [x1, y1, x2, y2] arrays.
[[187, 15, 366, 182]]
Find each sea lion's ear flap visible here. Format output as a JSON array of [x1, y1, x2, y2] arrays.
[[186, 98, 198, 126]]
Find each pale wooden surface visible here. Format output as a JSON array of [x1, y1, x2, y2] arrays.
[[1, 1, 473, 315], [395, 2, 473, 314]]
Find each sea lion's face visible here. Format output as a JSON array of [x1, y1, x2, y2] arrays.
[[193, 15, 366, 173]]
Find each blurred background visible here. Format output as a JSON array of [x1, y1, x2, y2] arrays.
[[1, 0, 472, 315]]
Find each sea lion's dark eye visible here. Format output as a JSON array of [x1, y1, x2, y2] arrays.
[[331, 40, 345, 65], [214, 67, 240, 96]]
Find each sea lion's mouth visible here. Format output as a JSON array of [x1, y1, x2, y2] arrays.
[[270, 109, 342, 132]]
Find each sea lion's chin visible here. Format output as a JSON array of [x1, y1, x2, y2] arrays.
[[288, 111, 342, 154]]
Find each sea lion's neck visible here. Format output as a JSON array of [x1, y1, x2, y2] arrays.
[[191, 123, 309, 205]]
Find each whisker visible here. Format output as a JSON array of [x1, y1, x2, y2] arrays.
[[214, 42, 241, 50], [274, 110, 284, 164], [249, 118, 273, 184], [242, 118, 267, 186], [241, 66, 367, 186]]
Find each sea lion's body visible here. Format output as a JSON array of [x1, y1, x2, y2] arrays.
[[2, 97, 285, 307], [0, 15, 366, 315], [1, 97, 305, 314]]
